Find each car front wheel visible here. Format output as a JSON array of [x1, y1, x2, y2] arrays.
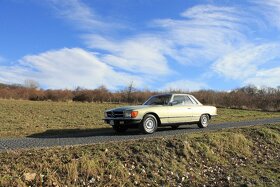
[[197, 114, 209, 128], [139, 114, 158, 134]]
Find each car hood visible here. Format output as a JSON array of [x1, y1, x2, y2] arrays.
[[107, 105, 150, 112]]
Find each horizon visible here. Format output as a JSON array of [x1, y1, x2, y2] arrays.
[[2, 80, 278, 94], [0, 0, 280, 91]]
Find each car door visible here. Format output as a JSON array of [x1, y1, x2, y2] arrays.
[[168, 95, 194, 123], [187, 96, 202, 121]]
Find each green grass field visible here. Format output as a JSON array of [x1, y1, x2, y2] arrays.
[[0, 124, 279, 186], [1, 99, 280, 137]]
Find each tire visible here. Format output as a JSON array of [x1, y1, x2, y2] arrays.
[[113, 125, 128, 133], [139, 114, 158, 134], [171, 125, 179, 130], [197, 114, 209, 128]]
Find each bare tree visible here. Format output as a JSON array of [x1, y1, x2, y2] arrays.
[[24, 79, 39, 89], [95, 85, 110, 103], [125, 81, 135, 103]]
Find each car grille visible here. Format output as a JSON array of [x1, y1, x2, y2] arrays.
[[106, 111, 124, 118]]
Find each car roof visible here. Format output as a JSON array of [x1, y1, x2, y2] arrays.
[[149, 93, 202, 105], [152, 93, 192, 97]]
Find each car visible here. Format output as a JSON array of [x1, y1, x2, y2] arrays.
[[103, 93, 217, 134]]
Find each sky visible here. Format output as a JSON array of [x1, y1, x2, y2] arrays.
[[0, 0, 280, 91]]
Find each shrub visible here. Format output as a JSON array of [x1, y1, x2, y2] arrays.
[[0, 83, 279, 111]]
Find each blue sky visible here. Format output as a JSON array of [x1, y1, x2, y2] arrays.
[[0, 0, 280, 91]]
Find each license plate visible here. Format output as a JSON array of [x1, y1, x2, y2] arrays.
[[109, 120, 115, 126], [119, 121, 124, 124]]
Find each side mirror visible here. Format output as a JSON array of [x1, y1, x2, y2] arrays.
[[169, 101, 179, 106]]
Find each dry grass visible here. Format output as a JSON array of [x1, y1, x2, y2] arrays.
[[0, 100, 119, 137], [0, 124, 279, 186], [211, 107, 280, 123], [1, 99, 280, 137]]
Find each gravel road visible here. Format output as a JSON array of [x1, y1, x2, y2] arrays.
[[1, 117, 280, 152]]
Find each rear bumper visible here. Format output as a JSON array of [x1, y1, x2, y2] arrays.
[[103, 118, 142, 126], [210, 114, 217, 119]]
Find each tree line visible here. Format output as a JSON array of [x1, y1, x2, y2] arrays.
[[0, 82, 279, 111]]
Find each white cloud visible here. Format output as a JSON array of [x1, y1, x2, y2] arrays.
[[0, 48, 143, 89], [252, 0, 280, 30], [213, 43, 280, 86], [3, 1, 280, 90], [0, 65, 31, 85], [152, 5, 249, 65], [48, 0, 110, 30], [161, 80, 208, 91], [85, 34, 172, 76], [244, 67, 280, 87], [49, 0, 172, 77], [83, 4, 251, 78]]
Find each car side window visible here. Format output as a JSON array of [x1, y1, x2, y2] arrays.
[[189, 96, 198, 104], [172, 95, 194, 105], [172, 95, 185, 105], [184, 96, 194, 105]]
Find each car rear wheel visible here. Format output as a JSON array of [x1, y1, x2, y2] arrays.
[[139, 114, 158, 134], [113, 125, 128, 133], [171, 125, 179, 129], [197, 114, 209, 128]]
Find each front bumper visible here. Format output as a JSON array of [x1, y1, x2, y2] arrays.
[[103, 118, 142, 126]]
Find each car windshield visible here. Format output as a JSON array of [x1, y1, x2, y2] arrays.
[[143, 95, 171, 105]]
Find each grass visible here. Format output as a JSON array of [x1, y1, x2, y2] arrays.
[[0, 124, 279, 186], [211, 107, 280, 123], [0, 100, 119, 137], [1, 99, 280, 137]]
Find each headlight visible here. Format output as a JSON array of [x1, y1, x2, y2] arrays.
[[104, 112, 108, 117], [124, 111, 139, 118], [124, 111, 131, 118]]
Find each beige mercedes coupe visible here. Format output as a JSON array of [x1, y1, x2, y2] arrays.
[[104, 93, 217, 134]]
